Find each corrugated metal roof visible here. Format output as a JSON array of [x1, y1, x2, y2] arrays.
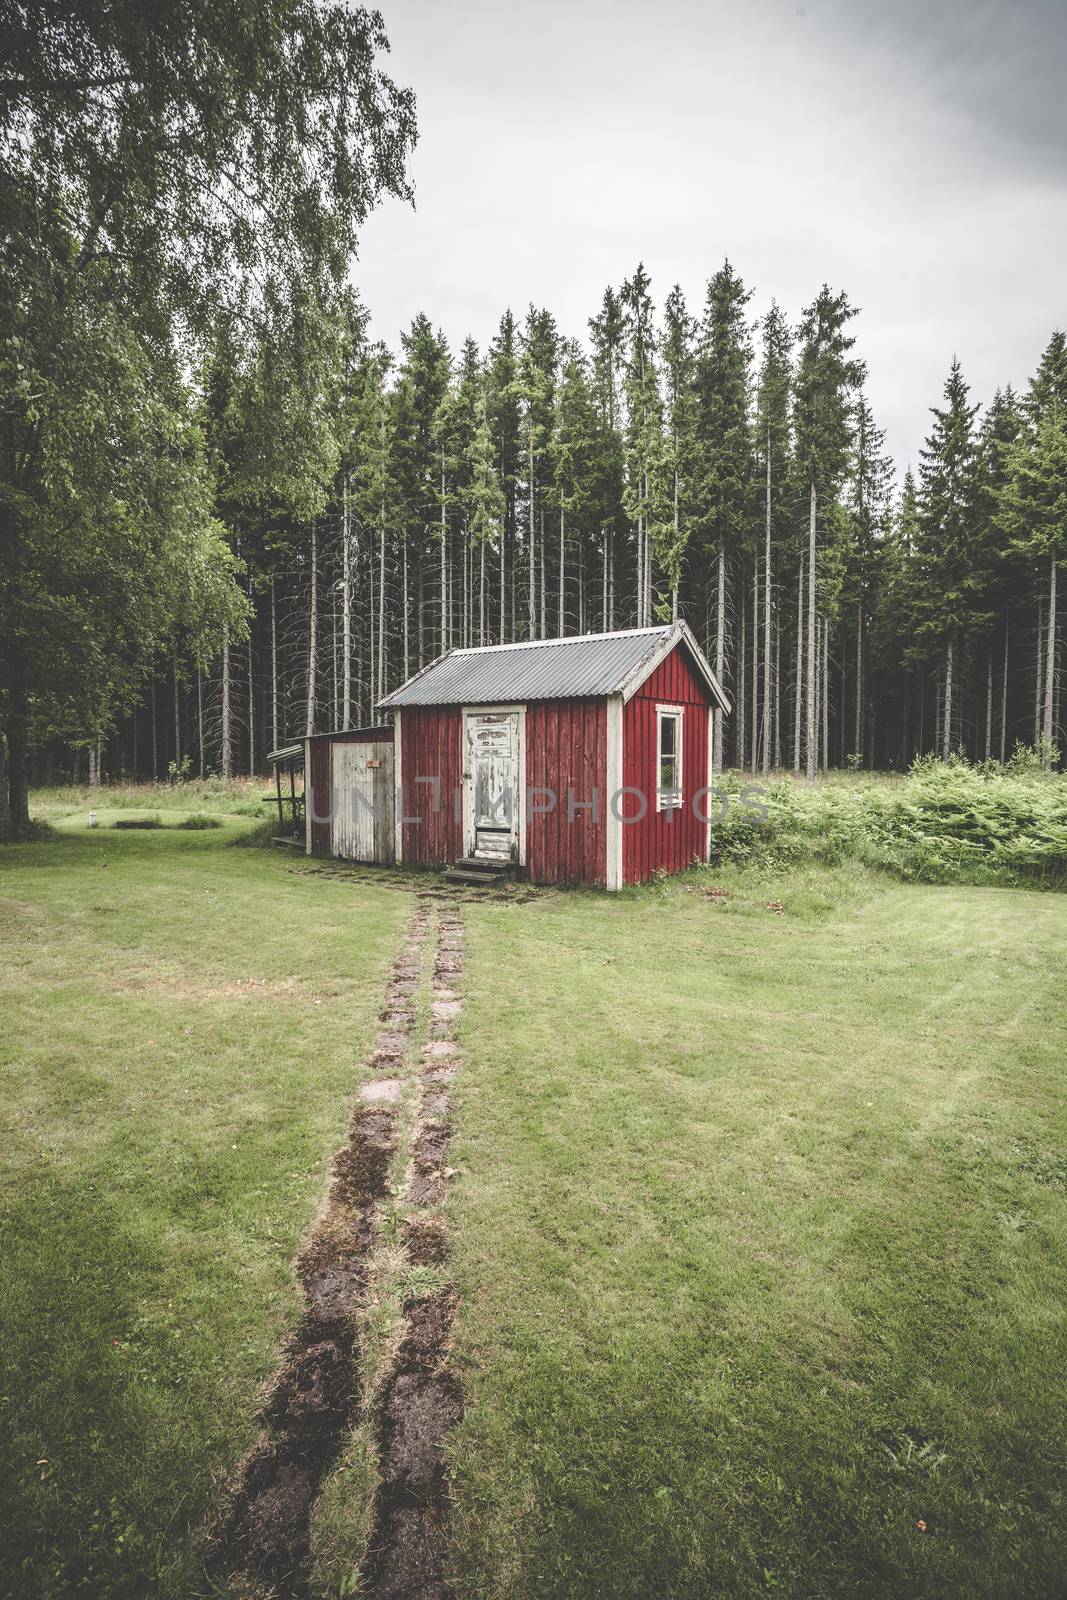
[[379, 624, 731, 711]]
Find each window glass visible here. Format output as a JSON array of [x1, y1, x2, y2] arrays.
[[658, 709, 682, 805]]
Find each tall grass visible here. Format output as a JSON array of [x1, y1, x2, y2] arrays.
[[713, 753, 1067, 889]]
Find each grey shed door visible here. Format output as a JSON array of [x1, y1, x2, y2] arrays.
[[466, 711, 519, 859], [331, 741, 395, 863]]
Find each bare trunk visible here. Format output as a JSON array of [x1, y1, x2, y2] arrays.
[[540, 508, 546, 639], [558, 508, 565, 638], [854, 602, 863, 761], [305, 520, 318, 739], [150, 675, 159, 779], [751, 559, 759, 773], [173, 660, 181, 767], [197, 669, 204, 778], [713, 548, 725, 772], [1000, 618, 1009, 763], [1042, 556, 1057, 761], [985, 651, 993, 761], [1035, 590, 1044, 746], [479, 537, 486, 646], [762, 432, 772, 775], [942, 635, 953, 760], [247, 626, 254, 776], [773, 610, 782, 769], [793, 555, 804, 774], [738, 576, 747, 770], [342, 478, 352, 730], [221, 631, 231, 778], [528, 435, 536, 640], [805, 480, 817, 779], [377, 503, 385, 704], [824, 617, 831, 769], [270, 577, 279, 749], [403, 538, 410, 684], [602, 533, 608, 631]]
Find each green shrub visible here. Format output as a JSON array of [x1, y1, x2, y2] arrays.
[[176, 813, 222, 830], [710, 759, 1067, 889], [112, 815, 163, 830]]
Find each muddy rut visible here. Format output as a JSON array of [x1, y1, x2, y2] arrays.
[[210, 896, 467, 1599]]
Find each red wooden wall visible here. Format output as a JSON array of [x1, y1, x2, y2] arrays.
[[525, 699, 607, 886], [622, 646, 712, 885], [307, 726, 394, 854], [399, 707, 464, 865]]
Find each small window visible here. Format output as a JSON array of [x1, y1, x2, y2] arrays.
[[656, 706, 683, 809]]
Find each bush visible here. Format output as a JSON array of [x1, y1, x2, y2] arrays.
[[176, 813, 222, 830], [710, 758, 1067, 889], [112, 815, 163, 830]]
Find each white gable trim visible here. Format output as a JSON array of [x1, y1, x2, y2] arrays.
[[617, 621, 732, 714]]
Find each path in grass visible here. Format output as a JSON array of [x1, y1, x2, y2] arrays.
[[445, 870, 1067, 1600], [213, 891, 470, 1599], [0, 818, 409, 1599]]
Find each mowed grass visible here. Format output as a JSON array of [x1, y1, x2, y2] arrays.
[[447, 866, 1067, 1599], [0, 813, 406, 1599]]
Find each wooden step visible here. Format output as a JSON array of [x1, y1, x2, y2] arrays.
[[453, 856, 514, 874], [271, 835, 305, 849]]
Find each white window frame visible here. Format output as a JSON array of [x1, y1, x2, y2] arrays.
[[656, 704, 684, 811]]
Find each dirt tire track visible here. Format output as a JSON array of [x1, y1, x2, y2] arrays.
[[362, 905, 466, 1600], [208, 898, 433, 1598]]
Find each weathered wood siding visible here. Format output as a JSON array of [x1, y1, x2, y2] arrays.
[[307, 727, 394, 859], [622, 646, 712, 885], [398, 707, 464, 866], [525, 699, 607, 886]]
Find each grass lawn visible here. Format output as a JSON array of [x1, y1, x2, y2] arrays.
[[2, 798, 1065, 1598], [447, 864, 1067, 1599], [0, 809, 406, 1598]]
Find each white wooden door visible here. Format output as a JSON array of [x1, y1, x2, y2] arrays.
[[466, 712, 519, 860]]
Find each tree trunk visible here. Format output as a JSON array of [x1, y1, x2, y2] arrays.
[[794, 555, 805, 774], [403, 537, 410, 681], [1000, 618, 1009, 763], [150, 675, 159, 778], [738, 576, 747, 770], [247, 625, 255, 776], [342, 479, 352, 730], [540, 508, 546, 639], [221, 631, 232, 779], [528, 435, 536, 640], [270, 577, 279, 749], [985, 651, 993, 761], [713, 547, 725, 772], [762, 432, 772, 775], [377, 504, 386, 704], [173, 660, 181, 769], [805, 480, 817, 779], [305, 520, 318, 739], [942, 636, 953, 760], [751, 559, 759, 773], [1035, 589, 1044, 746], [774, 612, 782, 769], [854, 602, 863, 762], [1044, 555, 1057, 761], [197, 669, 205, 778], [558, 508, 566, 638], [826, 618, 832, 769]]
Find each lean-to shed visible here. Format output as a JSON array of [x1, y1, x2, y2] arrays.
[[370, 622, 730, 889]]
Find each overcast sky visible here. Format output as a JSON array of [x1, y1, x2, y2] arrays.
[[355, 0, 1066, 474]]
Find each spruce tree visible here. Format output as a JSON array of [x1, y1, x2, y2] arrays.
[[793, 286, 864, 777], [755, 302, 792, 771], [693, 260, 753, 768], [915, 358, 983, 758]]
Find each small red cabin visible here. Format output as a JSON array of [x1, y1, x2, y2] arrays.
[[370, 622, 730, 890]]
